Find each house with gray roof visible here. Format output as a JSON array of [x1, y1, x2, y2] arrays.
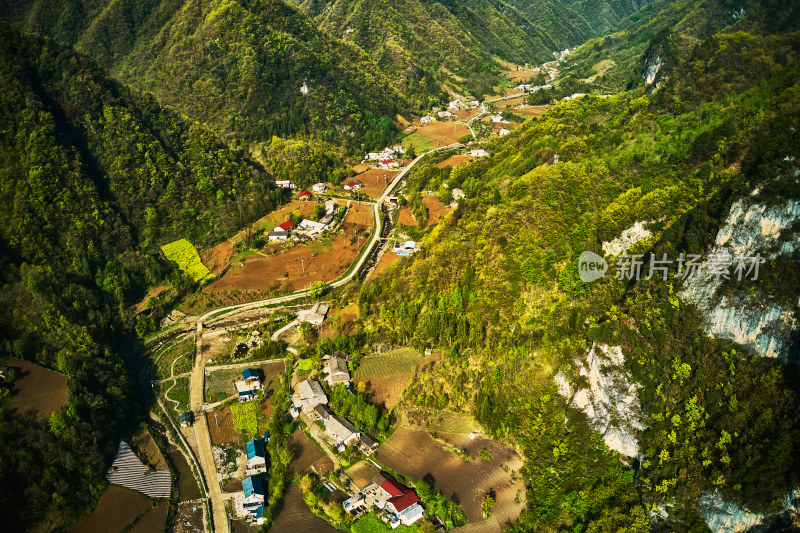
[[326, 353, 351, 386], [292, 379, 328, 412]]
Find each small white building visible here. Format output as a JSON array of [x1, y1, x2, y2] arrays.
[[344, 180, 362, 191], [393, 241, 417, 256], [499, 128, 510, 136], [469, 149, 489, 158], [448, 99, 463, 110], [451, 188, 465, 200], [298, 302, 329, 325], [235, 369, 262, 402], [420, 116, 436, 123], [297, 219, 328, 236], [275, 180, 296, 189], [437, 111, 454, 118], [312, 183, 326, 193]]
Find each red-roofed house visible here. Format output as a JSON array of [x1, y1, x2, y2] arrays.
[[273, 221, 295, 232], [377, 159, 400, 170], [387, 491, 419, 514], [379, 478, 406, 499], [344, 180, 362, 191], [298, 190, 312, 200]]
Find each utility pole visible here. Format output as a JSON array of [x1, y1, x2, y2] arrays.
[[301, 259, 305, 273]]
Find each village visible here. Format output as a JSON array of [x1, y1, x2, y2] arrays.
[[63, 59, 558, 533]]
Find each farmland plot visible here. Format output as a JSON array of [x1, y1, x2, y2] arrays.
[[375, 427, 525, 528], [269, 485, 341, 533], [72, 486, 151, 533], [5, 358, 67, 419], [161, 239, 213, 283]]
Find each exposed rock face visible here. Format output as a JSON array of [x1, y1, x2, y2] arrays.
[[555, 343, 644, 457], [699, 487, 800, 533], [644, 55, 663, 84], [700, 490, 765, 533], [681, 196, 800, 360], [602, 221, 652, 256]]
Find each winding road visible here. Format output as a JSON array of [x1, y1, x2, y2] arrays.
[[187, 142, 462, 533]]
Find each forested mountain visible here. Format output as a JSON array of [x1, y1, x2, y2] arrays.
[[357, 2, 800, 529], [0, 21, 278, 528], [2, 0, 402, 149], [553, 0, 800, 94], [290, 0, 654, 102]]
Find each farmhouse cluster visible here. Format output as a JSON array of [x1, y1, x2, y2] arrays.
[[267, 199, 338, 242], [343, 473, 425, 527]]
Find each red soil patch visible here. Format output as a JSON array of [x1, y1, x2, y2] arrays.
[[320, 304, 359, 338], [129, 501, 168, 533], [200, 240, 234, 276], [72, 486, 151, 533], [373, 249, 401, 276], [453, 108, 481, 121], [436, 155, 472, 169], [396, 114, 412, 130], [350, 168, 399, 199], [270, 485, 341, 533], [204, 204, 373, 293], [6, 358, 68, 419], [134, 285, 171, 314], [414, 121, 470, 146], [397, 206, 416, 226], [375, 427, 525, 526], [206, 406, 240, 446], [422, 195, 452, 225]]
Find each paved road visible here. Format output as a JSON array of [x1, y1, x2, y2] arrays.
[[184, 143, 462, 533], [191, 329, 229, 533]]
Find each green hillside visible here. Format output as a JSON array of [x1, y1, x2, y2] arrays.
[[357, 8, 800, 530], [0, 21, 278, 529], [4, 0, 403, 149]]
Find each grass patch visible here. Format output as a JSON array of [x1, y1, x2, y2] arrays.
[[164, 377, 190, 417], [153, 337, 195, 380], [161, 239, 214, 283], [205, 367, 246, 400], [298, 359, 314, 376], [401, 132, 435, 152], [353, 348, 422, 380], [351, 511, 419, 533], [426, 411, 478, 434], [230, 401, 263, 440]]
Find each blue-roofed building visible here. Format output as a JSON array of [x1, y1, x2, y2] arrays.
[[235, 369, 262, 402], [245, 436, 267, 474], [236, 476, 266, 525]]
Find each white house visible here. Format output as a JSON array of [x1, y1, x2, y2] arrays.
[[469, 149, 489, 157], [297, 219, 328, 235], [275, 180, 296, 189], [312, 183, 326, 193], [437, 111, 454, 118], [448, 99, 463, 110], [376, 159, 400, 170], [239, 476, 265, 524], [420, 116, 436, 123], [491, 114, 508, 123], [393, 241, 417, 256], [451, 188, 465, 201], [499, 128, 510, 136], [298, 302, 329, 325], [343, 180, 362, 191]]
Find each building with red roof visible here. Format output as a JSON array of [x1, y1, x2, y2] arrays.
[[273, 220, 295, 232], [379, 478, 406, 499], [298, 190, 312, 200], [387, 491, 419, 513]]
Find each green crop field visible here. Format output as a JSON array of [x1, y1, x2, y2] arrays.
[[230, 401, 264, 440], [353, 348, 422, 380], [161, 239, 214, 283], [351, 511, 418, 533], [401, 132, 435, 152]]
